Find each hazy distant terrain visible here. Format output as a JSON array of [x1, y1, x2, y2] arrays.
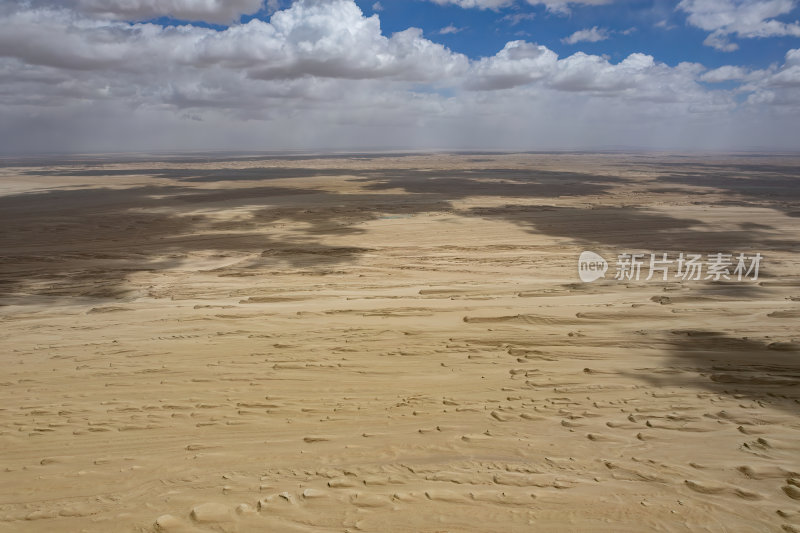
[[0, 153, 799, 532]]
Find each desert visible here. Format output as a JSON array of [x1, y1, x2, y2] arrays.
[[0, 152, 798, 532]]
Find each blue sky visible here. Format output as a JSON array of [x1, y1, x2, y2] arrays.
[[355, 0, 798, 69], [144, 0, 800, 73], [1, 0, 799, 152], [200, 0, 800, 71]]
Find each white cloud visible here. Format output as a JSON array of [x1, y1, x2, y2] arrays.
[[770, 47, 800, 86], [428, 0, 513, 9], [678, 0, 800, 51], [428, 0, 613, 13], [466, 40, 559, 90], [562, 26, 635, 45], [703, 30, 740, 51], [0, 0, 796, 153], [740, 48, 800, 105], [372, 1, 384, 11], [499, 12, 536, 24], [439, 24, 466, 34], [526, 0, 613, 15], [562, 26, 610, 44], [22, 0, 265, 24], [700, 65, 748, 82], [467, 41, 711, 106], [0, 1, 469, 82]]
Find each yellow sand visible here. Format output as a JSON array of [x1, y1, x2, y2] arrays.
[[0, 153, 798, 532]]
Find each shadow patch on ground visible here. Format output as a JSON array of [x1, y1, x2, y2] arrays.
[[353, 168, 625, 198], [636, 330, 800, 417], [650, 161, 800, 217], [458, 204, 797, 253], [0, 184, 368, 301], [2, 158, 798, 301]]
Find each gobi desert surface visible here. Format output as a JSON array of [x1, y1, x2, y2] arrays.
[[0, 153, 799, 532]]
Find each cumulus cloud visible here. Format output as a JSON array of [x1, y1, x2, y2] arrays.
[[739, 48, 800, 106], [465, 40, 707, 104], [678, 0, 800, 51], [770, 47, 800, 86], [0, 0, 796, 153], [466, 40, 559, 90], [0, 1, 468, 82], [17, 0, 265, 24], [700, 65, 748, 82], [562, 26, 610, 44]]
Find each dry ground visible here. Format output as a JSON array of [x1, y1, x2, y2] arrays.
[[0, 152, 799, 532]]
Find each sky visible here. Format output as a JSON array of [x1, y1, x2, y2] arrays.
[[0, 0, 799, 153]]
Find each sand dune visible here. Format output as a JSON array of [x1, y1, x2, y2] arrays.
[[0, 152, 798, 532]]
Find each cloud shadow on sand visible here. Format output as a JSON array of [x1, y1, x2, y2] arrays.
[[0, 183, 370, 301], [2, 157, 797, 304], [1, 163, 630, 301], [635, 330, 800, 417]]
